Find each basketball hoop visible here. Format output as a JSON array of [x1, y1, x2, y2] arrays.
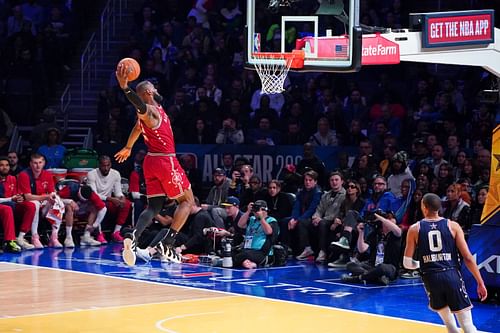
[[252, 50, 305, 94]]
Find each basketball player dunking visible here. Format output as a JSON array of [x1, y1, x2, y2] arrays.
[[114, 63, 194, 265], [404, 193, 487, 333]]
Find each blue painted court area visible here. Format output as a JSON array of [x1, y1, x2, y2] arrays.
[[2, 244, 499, 333]]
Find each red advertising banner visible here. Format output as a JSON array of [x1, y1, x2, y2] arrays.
[[423, 10, 494, 48], [361, 34, 400, 65], [295, 34, 400, 65]]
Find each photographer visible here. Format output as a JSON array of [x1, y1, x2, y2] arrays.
[[235, 200, 279, 269], [215, 116, 244, 144], [341, 210, 402, 285]]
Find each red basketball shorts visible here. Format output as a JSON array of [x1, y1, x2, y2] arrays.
[[143, 154, 191, 199]]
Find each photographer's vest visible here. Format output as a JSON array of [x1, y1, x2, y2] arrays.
[[244, 216, 278, 254]]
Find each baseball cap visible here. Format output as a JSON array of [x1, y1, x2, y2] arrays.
[[213, 168, 225, 176], [221, 196, 240, 207], [254, 200, 268, 210]]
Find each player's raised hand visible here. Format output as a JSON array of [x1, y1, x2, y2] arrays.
[[115, 63, 129, 89], [114, 147, 131, 163]]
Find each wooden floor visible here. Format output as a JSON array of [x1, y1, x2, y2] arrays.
[[0, 262, 450, 333]]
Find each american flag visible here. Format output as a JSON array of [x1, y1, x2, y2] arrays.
[[335, 44, 348, 59]]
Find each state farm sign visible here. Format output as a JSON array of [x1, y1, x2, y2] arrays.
[[361, 34, 400, 65], [422, 10, 494, 48]]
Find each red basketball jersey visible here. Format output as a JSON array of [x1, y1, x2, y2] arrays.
[[138, 105, 175, 154], [0, 175, 18, 197]]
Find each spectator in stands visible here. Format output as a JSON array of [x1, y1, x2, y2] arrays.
[[17, 153, 76, 248], [387, 151, 414, 197], [7, 151, 23, 176], [250, 94, 279, 129], [470, 185, 488, 226], [436, 163, 454, 195], [306, 171, 346, 262], [215, 116, 244, 144], [29, 108, 62, 150], [179, 153, 202, 196], [281, 119, 307, 145], [476, 149, 491, 170], [203, 74, 222, 106], [87, 155, 132, 243], [37, 128, 66, 169], [445, 134, 461, 166], [426, 144, 448, 178], [187, 0, 212, 29], [247, 116, 281, 146], [351, 154, 377, 186], [205, 168, 231, 207], [342, 88, 368, 130], [7, 5, 36, 37], [263, 180, 294, 226], [379, 144, 397, 177], [219, 153, 234, 177], [442, 183, 471, 235], [235, 200, 279, 269], [285, 170, 322, 259], [296, 143, 326, 187], [185, 117, 214, 144], [343, 119, 368, 147], [21, 0, 44, 31], [452, 150, 468, 180], [329, 180, 365, 267], [308, 117, 339, 147], [240, 175, 266, 210]]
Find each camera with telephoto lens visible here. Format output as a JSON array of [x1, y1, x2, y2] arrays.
[[364, 209, 390, 228]]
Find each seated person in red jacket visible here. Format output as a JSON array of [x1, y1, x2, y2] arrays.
[[17, 153, 78, 248], [0, 156, 38, 250]]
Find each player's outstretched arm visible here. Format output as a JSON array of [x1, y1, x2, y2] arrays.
[[116, 64, 147, 114], [451, 221, 488, 301], [115, 122, 141, 163]]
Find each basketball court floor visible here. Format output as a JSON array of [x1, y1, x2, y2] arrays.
[[0, 245, 498, 333]]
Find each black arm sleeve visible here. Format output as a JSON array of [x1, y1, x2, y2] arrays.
[[123, 87, 147, 114]]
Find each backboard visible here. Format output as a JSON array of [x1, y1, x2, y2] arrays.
[[246, 0, 362, 72]]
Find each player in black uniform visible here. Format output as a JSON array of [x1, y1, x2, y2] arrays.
[[404, 193, 487, 333]]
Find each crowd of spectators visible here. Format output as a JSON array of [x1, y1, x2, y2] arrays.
[[0, 1, 498, 277]]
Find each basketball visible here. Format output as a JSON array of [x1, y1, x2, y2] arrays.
[[117, 57, 140, 81]]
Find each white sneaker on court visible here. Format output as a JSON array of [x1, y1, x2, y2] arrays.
[[136, 247, 152, 263]]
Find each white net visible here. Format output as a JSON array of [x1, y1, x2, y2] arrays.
[[253, 54, 292, 95]]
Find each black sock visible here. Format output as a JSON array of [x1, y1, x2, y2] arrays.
[[341, 230, 352, 242], [163, 228, 178, 246]]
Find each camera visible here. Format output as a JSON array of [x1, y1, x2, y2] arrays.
[[251, 202, 267, 213], [364, 209, 390, 227]]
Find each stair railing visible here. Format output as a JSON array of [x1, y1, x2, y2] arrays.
[[80, 0, 127, 105], [60, 84, 71, 132]]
